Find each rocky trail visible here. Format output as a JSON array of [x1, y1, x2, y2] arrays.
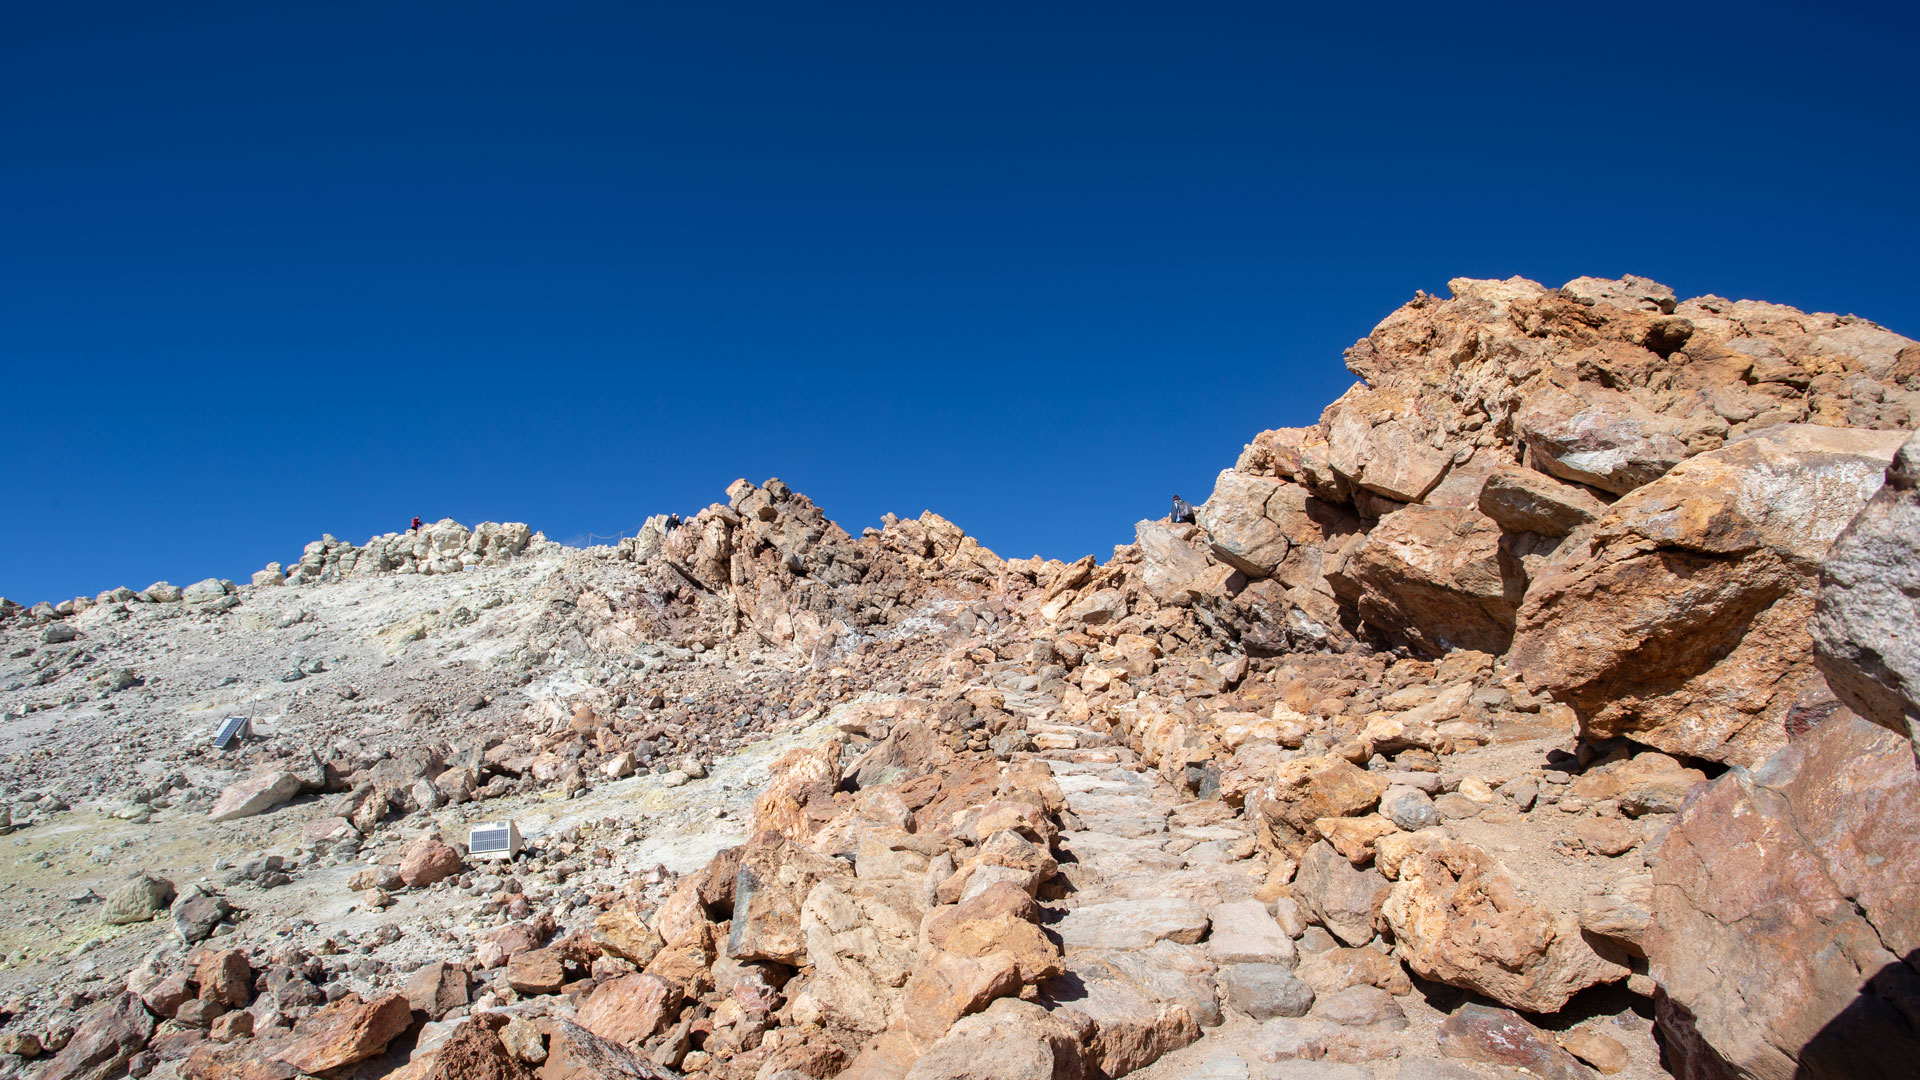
[[0, 274, 1916, 1080]]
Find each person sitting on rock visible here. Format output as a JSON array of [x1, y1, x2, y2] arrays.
[[1171, 495, 1195, 524]]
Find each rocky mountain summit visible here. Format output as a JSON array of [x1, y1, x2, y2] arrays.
[[0, 274, 1915, 1080]]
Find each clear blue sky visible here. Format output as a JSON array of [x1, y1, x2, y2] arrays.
[[4, 3, 1915, 603]]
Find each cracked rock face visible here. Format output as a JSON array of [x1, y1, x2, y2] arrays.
[[1647, 713, 1920, 1080], [1814, 432, 1920, 759]]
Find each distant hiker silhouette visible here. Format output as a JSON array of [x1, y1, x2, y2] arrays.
[[411, 516, 423, 532], [1171, 495, 1195, 524]]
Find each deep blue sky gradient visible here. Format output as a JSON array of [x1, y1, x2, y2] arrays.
[[4, 3, 1916, 602]]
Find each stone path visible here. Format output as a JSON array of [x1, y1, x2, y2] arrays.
[[1023, 722, 1510, 1080]]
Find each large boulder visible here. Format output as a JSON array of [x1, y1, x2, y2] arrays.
[[1511, 424, 1910, 764], [1646, 713, 1920, 1080], [1515, 386, 1699, 495], [1291, 841, 1388, 948], [787, 874, 925, 1036], [1383, 835, 1628, 1013], [1325, 396, 1456, 503], [37, 993, 153, 1080], [1477, 465, 1608, 537], [207, 770, 303, 822], [1134, 520, 1218, 604], [1814, 431, 1920, 758], [726, 832, 849, 965], [102, 873, 176, 925], [1328, 504, 1526, 656], [275, 992, 413, 1073], [1195, 471, 1292, 577]]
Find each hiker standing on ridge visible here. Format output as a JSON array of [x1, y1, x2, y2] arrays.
[[1171, 495, 1195, 524], [411, 516, 423, 532]]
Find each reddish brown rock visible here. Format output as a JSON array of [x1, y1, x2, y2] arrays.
[[1247, 754, 1382, 858], [749, 745, 841, 840], [399, 834, 464, 887], [485, 920, 547, 958], [902, 997, 1086, 1080], [208, 1011, 253, 1043], [418, 1022, 533, 1080], [207, 770, 302, 822], [1560, 1027, 1629, 1075], [1438, 1003, 1595, 1080], [195, 948, 252, 1007], [1647, 713, 1920, 1080], [1195, 471, 1293, 577], [1477, 465, 1608, 537], [592, 900, 664, 967], [574, 974, 681, 1046], [1573, 816, 1639, 857], [724, 831, 848, 964], [1328, 503, 1527, 656], [901, 948, 1024, 1044], [1292, 840, 1389, 947], [175, 999, 226, 1028], [274, 991, 413, 1074], [1516, 385, 1696, 496], [140, 973, 195, 1019], [37, 993, 155, 1080], [504, 948, 565, 996], [405, 961, 470, 1020], [181, 1036, 300, 1080]]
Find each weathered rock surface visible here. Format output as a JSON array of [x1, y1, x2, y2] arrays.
[[274, 991, 412, 1073], [1511, 424, 1910, 763], [1647, 713, 1920, 1080], [1385, 835, 1628, 1012], [1814, 431, 1920, 758], [207, 770, 303, 822]]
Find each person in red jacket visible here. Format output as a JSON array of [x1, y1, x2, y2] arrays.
[[411, 516, 423, 532]]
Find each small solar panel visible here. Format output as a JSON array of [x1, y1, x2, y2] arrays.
[[468, 821, 521, 859], [214, 716, 250, 749]]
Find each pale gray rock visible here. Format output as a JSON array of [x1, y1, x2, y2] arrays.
[[1197, 470, 1292, 577], [181, 578, 228, 604], [1223, 963, 1314, 1020], [207, 770, 302, 822], [1814, 431, 1920, 757], [1208, 900, 1298, 966], [102, 874, 175, 925], [1378, 785, 1437, 831], [1058, 897, 1211, 951]]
